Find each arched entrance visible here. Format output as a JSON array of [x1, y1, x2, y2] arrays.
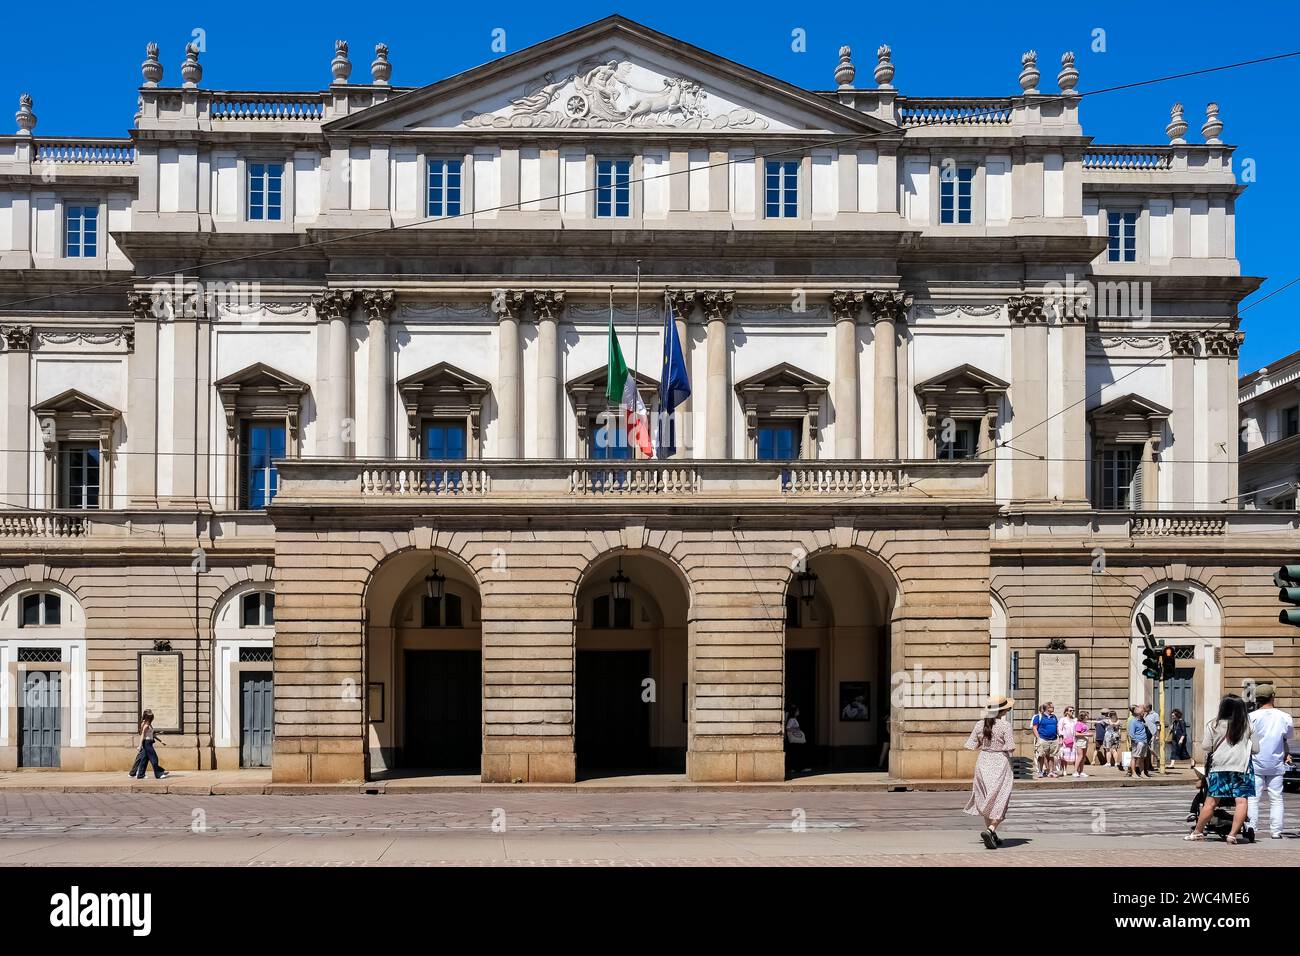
[[574, 551, 689, 777], [365, 550, 482, 777], [784, 549, 894, 776]]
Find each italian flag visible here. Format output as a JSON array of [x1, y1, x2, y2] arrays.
[[606, 315, 654, 458]]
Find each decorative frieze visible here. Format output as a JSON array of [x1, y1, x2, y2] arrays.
[[37, 328, 135, 350]]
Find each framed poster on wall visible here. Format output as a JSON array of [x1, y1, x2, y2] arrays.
[[137, 651, 184, 733], [1035, 650, 1079, 711]]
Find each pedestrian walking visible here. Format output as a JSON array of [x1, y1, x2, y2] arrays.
[[964, 694, 1016, 849], [1092, 710, 1109, 766], [1169, 709, 1190, 769], [1031, 702, 1060, 778], [1058, 706, 1081, 777], [1247, 684, 1293, 840], [129, 709, 170, 780], [1187, 695, 1258, 844], [784, 705, 808, 777], [1126, 705, 1150, 778], [1104, 711, 1123, 769], [1072, 711, 1091, 777], [1143, 703, 1161, 774]]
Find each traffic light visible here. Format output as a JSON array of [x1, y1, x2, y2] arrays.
[[1277, 566, 1300, 627], [1160, 645, 1177, 681], [1141, 636, 1162, 680]]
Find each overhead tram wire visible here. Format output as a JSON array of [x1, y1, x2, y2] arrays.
[[0, 48, 1296, 316]]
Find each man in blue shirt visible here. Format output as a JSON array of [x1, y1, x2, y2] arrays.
[[1126, 705, 1150, 778], [1032, 702, 1060, 778]]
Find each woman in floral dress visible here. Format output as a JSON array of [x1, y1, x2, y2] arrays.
[[965, 695, 1016, 849]]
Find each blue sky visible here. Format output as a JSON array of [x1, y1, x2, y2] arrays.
[[4, 1, 1296, 371]]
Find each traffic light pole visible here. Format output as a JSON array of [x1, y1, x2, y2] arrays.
[[1159, 676, 1167, 774]]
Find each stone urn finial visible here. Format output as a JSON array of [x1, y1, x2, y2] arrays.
[[371, 43, 392, 86], [834, 45, 855, 88], [15, 93, 35, 135], [331, 40, 352, 84], [1202, 102, 1223, 144], [180, 43, 202, 88], [1166, 103, 1188, 144], [874, 44, 894, 89], [142, 42, 163, 87], [1019, 50, 1040, 94], [1057, 51, 1079, 96]]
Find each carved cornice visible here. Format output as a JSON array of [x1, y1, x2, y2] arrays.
[[312, 289, 357, 322], [1007, 294, 1048, 324], [1203, 329, 1244, 358], [829, 290, 866, 322], [2, 324, 33, 351], [530, 290, 566, 321], [697, 290, 735, 322], [360, 289, 397, 322], [1168, 330, 1199, 357], [867, 290, 912, 324]]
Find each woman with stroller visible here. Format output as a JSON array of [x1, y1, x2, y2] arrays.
[[1186, 695, 1258, 844]]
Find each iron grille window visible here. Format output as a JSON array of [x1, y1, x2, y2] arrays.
[[1172, 646, 1195, 660], [17, 646, 62, 663], [239, 646, 274, 663]]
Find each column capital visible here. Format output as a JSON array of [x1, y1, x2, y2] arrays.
[[493, 289, 527, 321], [312, 289, 356, 322], [360, 289, 396, 322], [867, 290, 912, 324], [697, 289, 735, 322], [1203, 329, 1244, 357], [1054, 292, 1089, 324], [667, 289, 697, 321], [126, 291, 158, 320], [1168, 330, 1199, 356], [1, 324, 33, 351], [530, 289, 566, 321], [1007, 293, 1048, 324], [829, 290, 866, 322]]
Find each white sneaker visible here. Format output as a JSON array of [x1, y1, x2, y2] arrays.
[[1272, 832, 1283, 840]]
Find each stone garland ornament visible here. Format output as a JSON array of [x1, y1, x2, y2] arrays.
[[37, 329, 135, 348], [220, 301, 312, 317], [461, 58, 769, 130], [926, 303, 1003, 318], [398, 301, 492, 320]]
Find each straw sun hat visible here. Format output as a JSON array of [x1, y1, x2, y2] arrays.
[[982, 695, 1015, 718]]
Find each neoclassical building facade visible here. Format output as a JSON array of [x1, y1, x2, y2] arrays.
[[0, 16, 1294, 782]]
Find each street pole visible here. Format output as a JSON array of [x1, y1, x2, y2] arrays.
[[1159, 676, 1168, 774]]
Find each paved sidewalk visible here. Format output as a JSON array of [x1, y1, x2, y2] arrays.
[[0, 766, 1195, 795]]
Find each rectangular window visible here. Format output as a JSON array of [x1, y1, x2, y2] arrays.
[[421, 593, 463, 628], [426, 158, 463, 217], [756, 423, 800, 460], [240, 422, 285, 509], [939, 165, 974, 224], [1275, 495, 1297, 511], [1107, 211, 1137, 262], [592, 595, 632, 629], [1286, 406, 1299, 439], [248, 163, 284, 221], [65, 205, 98, 258], [1154, 592, 1189, 624], [765, 160, 799, 218], [595, 159, 632, 218], [422, 421, 467, 460], [1100, 446, 1140, 509], [60, 443, 101, 509], [937, 420, 979, 460], [591, 411, 633, 461]]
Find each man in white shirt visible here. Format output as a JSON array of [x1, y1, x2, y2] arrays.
[[1247, 683, 1294, 839]]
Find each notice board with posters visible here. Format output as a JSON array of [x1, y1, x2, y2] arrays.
[[1036, 650, 1079, 711], [137, 651, 183, 733]]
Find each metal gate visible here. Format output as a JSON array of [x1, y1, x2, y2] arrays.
[[18, 670, 60, 768], [240, 671, 274, 768]]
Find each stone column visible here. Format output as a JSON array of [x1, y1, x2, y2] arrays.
[[868, 291, 910, 459], [361, 290, 395, 458], [1168, 331, 1199, 508], [1204, 330, 1244, 507], [124, 294, 159, 506], [1059, 293, 1088, 504], [668, 289, 696, 458], [831, 291, 865, 458], [1, 325, 32, 508], [700, 290, 734, 459], [1009, 295, 1049, 501], [532, 290, 565, 460], [312, 290, 356, 458], [494, 291, 525, 458]]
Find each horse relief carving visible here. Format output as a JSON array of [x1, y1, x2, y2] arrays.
[[461, 58, 769, 130]]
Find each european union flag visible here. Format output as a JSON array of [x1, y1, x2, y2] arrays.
[[657, 294, 691, 458]]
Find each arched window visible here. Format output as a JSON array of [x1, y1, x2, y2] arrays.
[[1154, 590, 1189, 624], [593, 594, 632, 629], [421, 593, 463, 628], [20, 592, 61, 627], [240, 592, 275, 627]]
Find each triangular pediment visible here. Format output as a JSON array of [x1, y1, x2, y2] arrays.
[[327, 16, 894, 136], [916, 364, 1010, 396], [735, 362, 828, 395], [567, 364, 658, 397], [1091, 392, 1171, 421], [31, 388, 120, 419], [214, 362, 310, 395], [397, 361, 491, 396]]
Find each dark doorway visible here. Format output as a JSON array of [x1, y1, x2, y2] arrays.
[[576, 650, 652, 771], [403, 650, 481, 770], [1166, 667, 1195, 758], [240, 671, 274, 768], [19, 670, 60, 768], [785, 648, 819, 769]]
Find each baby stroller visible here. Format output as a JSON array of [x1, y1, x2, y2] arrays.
[[1186, 756, 1256, 842]]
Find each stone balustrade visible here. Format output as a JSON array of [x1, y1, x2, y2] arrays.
[[208, 91, 326, 121], [1130, 514, 1228, 536], [1082, 147, 1173, 171], [33, 138, 136, 165], [897, 98, 1014, 126], [0, 513, 88, 538]]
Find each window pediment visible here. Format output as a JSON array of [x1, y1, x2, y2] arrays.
[[567, 365, 659, 456], [214, 362, 310, 440], [1089, 392, 1171, 445], [396, 362, 491, 455], [31, 389, 121, 454], [734, 363, 827, 459]]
